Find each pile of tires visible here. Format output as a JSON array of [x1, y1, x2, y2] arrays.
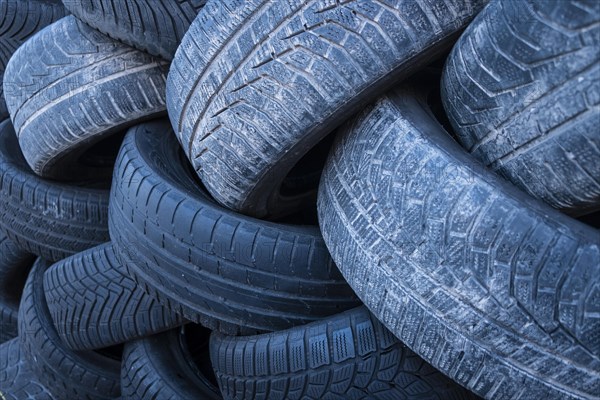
[[0, 0, 598, 399]]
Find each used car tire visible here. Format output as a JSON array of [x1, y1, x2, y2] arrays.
[[441, 0, 600, 216], [121, 324, 221, 400], [3, 15, 169, 181], [0, 232, 34, 343], [44, 243, 184, 351], [0, 0, 66, 118], [167, 0, 487, 218], [0, 338, 53, 400], [317, 84, 600, 399], [62, 0, 206, 60], [211, 306, 478, 400], [0, 120, 110, 262], [19, 259, 121, 400], [109, 119, 359, 335]]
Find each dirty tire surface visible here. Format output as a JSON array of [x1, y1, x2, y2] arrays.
[[0, 0, 67, 118], [109, 119, 359, 335], [0, 338, 54, 400], [3, 15, 169, 181], [121, 325, 221, 400], [44, 243, 184, 350], [167, 0, 488, 218], [18, 260, 121, 400], [0, 120, 110, 262], [317, 85, 600, 399], [211, 306, 479, 400], [442, 0, 600, 216], [62, 0, 206, 60]]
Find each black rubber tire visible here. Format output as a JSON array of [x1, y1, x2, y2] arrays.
[[0, 0, 66, 119], [0, 120, 110, 262], [0, 233, 34, 343], [121, 324, 221, 400], [43, 242, 184, 350], [166, 0, 487, 218], [109, 119, 359, 335], [317, 84, 600, 399], [18, 259, 121, 400], [210, 306, 478, 400], [62, 0, 206, 60], [0, 338, 54, 400], [441, 0, 600, 216], [3, 15, 169, 181]]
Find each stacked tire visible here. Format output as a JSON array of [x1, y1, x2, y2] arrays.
[[0, 1, 597, 400]]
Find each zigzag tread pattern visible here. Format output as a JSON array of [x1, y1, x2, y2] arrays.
[[441, 0, 600, 214]]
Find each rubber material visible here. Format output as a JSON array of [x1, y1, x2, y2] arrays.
[[44, 242, 184, 350], [109, 119, 359, 335], [62, 0, 206, 60], [0, 120, 110, 262], [317, 84, 600, 399], [3, 15, 169, 181], [0, 0, 66, 118], [0, 232, 34, 343], [442, 0, 600, 216], [0, 338, 54, 400], [121, 325, 221, 400], [18, 259, 121, 400], [167, 0, 487, 218], [211, 306, 478, 400]]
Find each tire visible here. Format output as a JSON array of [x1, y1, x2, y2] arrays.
[[18, 259, 121, 400], [43, 242, 184, 350], [166, 0, 487, 218], [441, 0, 600, 216], [0, 233, 34, 343], [62, 0, 206, 60], [0, 120, 110, 262], [0, 0, 67, 119], [121, 324, 221, 400], [210, 306, 478, 400], [317, 84, 600, 399], [109, 119, 359, 335], [3, 15, 169, 181], [0, 338, 53, 400]]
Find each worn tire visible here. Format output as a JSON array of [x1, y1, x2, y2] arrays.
[[317, 84, 600, 399], [0, 120, 110, 262], [109, 119, 359, 335], [0, 338, 54, 400], [0, 0, 66, 119], [0, 233, 34, 343], [62, 0, 206, 60], [167, 0, 487, 218], [44, 243, 184, 350], [441, 0, 600, 216], [121, 324, 221, 400], [211, 306, 478, 400], [3, 15, 169, 181], [18, 259, 121, 400]]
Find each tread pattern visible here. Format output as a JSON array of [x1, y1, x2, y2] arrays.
[[0, 0, 66, 118], [167, 0, 487, 217], [442, 0, 600, 215], [44, 242, 184, 350], [0, 232, 34, 343], [317, 85, 600, 399], [63, 0, 206, 60], [3, 15, 169, 180], [121, 326, 221, 400], [0, 120, 110, 262], [211, 306, 478, 400], [109, 120, 359, 335], [0, 338, 54, 400], [18, 259, 121, 400]]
